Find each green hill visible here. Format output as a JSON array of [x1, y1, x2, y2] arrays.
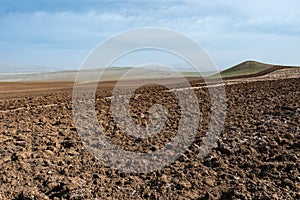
[[220, 61, 274, 78]]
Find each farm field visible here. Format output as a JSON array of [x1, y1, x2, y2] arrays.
[[0, 65, 299, 199]]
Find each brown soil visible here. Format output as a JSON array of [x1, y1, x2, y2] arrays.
[[0, 76, 299, 199]]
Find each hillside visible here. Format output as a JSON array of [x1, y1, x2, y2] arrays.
[[219, 60, 299, 78], [220, 61, 273, 78]]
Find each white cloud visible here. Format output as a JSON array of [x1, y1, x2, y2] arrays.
[[0, 0, 299, 69]]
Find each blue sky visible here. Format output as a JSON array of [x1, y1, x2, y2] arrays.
[[0, 0, 299, 71]]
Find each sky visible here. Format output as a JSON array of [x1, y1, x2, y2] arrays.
[[0, 0, 299, 72]]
